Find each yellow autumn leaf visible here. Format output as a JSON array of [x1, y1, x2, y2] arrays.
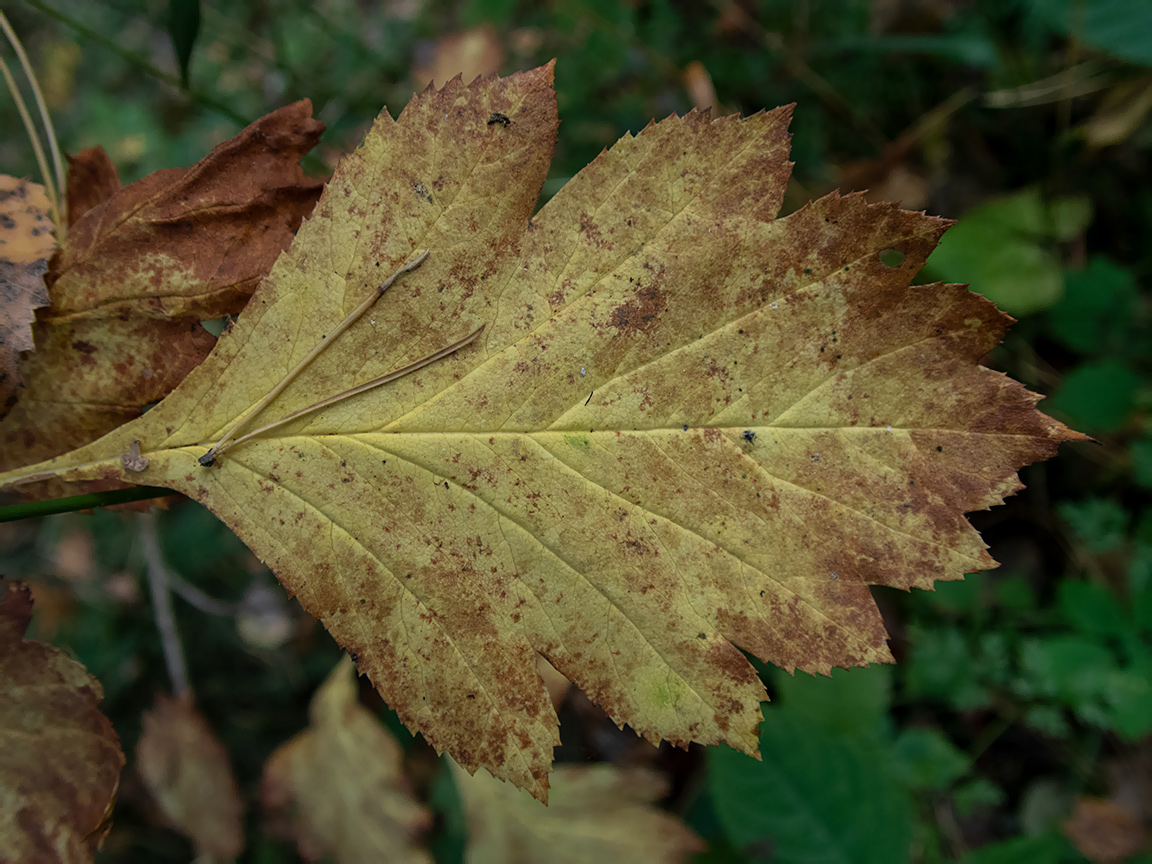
[[0, 64, 1083, 800]]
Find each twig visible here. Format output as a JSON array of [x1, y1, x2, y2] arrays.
[[219, 324, 485, 457], [0, 53, 60, 228], [0, 11, 64, 206], [139, 512, 190, 697], [200, 250, 429, 465], [166, 569, 238, 617]]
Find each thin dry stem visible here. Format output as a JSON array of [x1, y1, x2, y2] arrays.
[[139, 512, 190, 697], [0, 53, 60, 228], [215, 325, 485, 459], [0, 12, 65, 207], [200, 250, 430, 465]]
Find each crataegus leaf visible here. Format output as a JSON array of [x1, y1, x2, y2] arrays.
[[0, 176, 53, 419], [261, 658, 432, 864], [0, 64, 1084, 800], [136, 694, 244, 860], [0, 580, 125, 863], [452, 760, 703, 864], [0, 102, 324, 500]]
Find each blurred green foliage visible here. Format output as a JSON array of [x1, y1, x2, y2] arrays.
[[3, 0, 1152, 861]]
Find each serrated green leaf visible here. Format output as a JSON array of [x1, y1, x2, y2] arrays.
[[1046, 258, 1138, 355], [1048, 359, 1142, 434], [773, 665, 892, 740], [889, 728, 969, 791], [710, 712, 912, 864], [923, 189, 1091, 315]]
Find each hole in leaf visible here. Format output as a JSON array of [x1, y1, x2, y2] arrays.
[[878, 248, 906, 268]]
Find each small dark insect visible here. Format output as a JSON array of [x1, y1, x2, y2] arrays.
[[487, 112, 511, 127], [742, 430, 756, 442]]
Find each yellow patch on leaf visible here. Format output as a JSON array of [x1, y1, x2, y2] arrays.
[[0, 176, 53, 419], [0, 65, 1084, 800]]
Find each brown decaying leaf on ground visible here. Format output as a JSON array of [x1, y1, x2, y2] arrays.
[[136, 694, 244, 861], [453, 760, 703, 864], [0, 176, 53, 420], [1065, 796, 1147, 863], [63, 147, 120, 229], [0, 580, 124, 864], [0, 101, 324, 501], [0, 65, 1085, 800], [262, 658, 432, 864]]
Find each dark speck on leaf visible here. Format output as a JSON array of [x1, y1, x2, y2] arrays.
[[743, 430, 756, 442]]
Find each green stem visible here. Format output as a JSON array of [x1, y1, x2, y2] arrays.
[[0, 485, 176, 522]]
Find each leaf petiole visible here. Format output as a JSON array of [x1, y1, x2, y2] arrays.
[[200, 250, 430, 466]]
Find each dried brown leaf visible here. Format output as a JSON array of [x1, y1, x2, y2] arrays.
[[0, 101, 324, 500], [452, 761, 703, 864], [1065, 797, 1146, 864], [64, 147, 120, 228], [136, 694, 244, 861], [0, 580, 124, 864], [262, 658, 432, 864]]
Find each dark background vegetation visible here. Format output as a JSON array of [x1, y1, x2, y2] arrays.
[[2, 0, 1151, 861]]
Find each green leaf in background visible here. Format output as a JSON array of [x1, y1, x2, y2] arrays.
[[168, 0, 201, 88], [1046, 257, 1139, 355], [1057, 579, 1126, 636], [1047, 358, 1142, 434], [960, 830, 1079, 864], [710, 712, 912, 864], [1133, 439, 1152, 489], [953, 778, 1006, 817], [906, 627, 988, 710], [1102, 655, 1152, 739], [1131, 547, 1152, 631], [1027, 0, 1152, 66], [889, 728, 969, 791], [1019, 636, 1115, 715], [923, 188, 1091, 315], [773, 665, 892, 740]]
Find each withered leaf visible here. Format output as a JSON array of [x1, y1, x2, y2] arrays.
[[64, 147, 120, 229], [0, 101, 325, 500], [0, 580, 124, 863], [0, 65, 1084, 800], [262, 658, 432, 864], [452, 761, 703, 864], [136, 694, 244, 861], [0, 176, 53, 420]]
